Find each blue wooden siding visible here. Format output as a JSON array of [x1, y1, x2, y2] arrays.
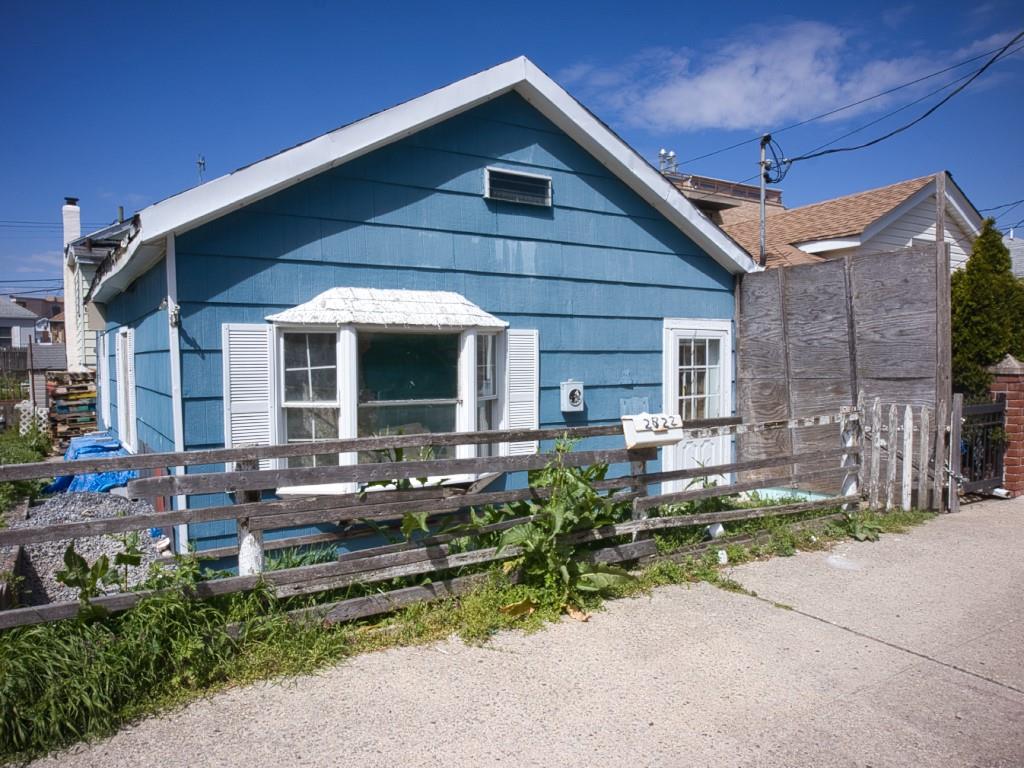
[[169, 92, 735, 554], [101, 258, 174, 454]]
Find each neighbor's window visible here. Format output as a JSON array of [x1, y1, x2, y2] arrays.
[[0, 327, 11, 349], [477, 334, 498, 456], [358, 332, 459, 458], [485, 168, 552, 207], [282, 332, 339, 467]]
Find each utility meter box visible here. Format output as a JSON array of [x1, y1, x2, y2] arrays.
[[560, 380, 585, 412]]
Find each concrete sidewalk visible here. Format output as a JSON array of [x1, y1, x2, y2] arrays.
[[41, 499, 1024, 768]]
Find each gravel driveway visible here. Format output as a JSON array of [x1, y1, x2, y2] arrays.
[[37, 498, 1024, 768]]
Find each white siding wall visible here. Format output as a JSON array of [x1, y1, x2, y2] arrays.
[[856, 194, 973, 270]]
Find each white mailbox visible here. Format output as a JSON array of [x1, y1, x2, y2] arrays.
[[621, 412, 685, 449], [560, 380, 585, 412]]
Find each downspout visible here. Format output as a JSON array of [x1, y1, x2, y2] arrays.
[[165, 233, 189, 554]]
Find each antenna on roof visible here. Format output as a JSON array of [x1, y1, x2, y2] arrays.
[[196, 154, 207, 184], [657, 148, 678, 174]]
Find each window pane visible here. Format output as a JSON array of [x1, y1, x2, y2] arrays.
[[707, 395, 720, 418], [694, 340, 706, 366], [680, 370, 691, 397], [695, 397, 706, 419], [358, 402, 456, 438], [359, 333, 458, 402], [307, 334, 336, 367], [694, 370, 706, 397], [707, 367, 720, 396], [679, 340, 691, 367], [286, 408, 339, 441], [478, 400, 497, 457], [477, 335, 496, 399], [310, 368, 337, 401], [285, 370, 310, 402], [707, 339, 720, 366], [283, 333, 308, 369]]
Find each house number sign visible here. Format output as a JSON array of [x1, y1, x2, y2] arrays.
[[621, 412, 685, 449]]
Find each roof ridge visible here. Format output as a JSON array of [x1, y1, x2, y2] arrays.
[[782, 173, 937, 215]]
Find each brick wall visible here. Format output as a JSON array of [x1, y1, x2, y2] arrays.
[[989, 355, 1024, 496]]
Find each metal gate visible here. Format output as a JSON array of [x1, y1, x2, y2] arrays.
[[960, 396, 1007, 494]]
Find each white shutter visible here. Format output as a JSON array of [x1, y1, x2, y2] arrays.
[[505, 329, 539, 455], [222, 324, 274, 469], [124, 328, 136, 451]]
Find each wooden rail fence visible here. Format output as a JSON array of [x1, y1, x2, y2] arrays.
[[0, 403, 960, 630]]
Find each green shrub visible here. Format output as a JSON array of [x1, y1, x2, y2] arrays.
[[951, 219, 1024, 398], [0, 427, 51, 517]]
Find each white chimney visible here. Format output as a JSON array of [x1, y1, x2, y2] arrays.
[[62, 196, 81, 246]]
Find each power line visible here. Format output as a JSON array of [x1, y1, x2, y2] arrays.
[[680, 35, 1024, 167], [995, 200, 1024, 221], [784, 31, 1024, 166], [979, 198, 1024, 212]]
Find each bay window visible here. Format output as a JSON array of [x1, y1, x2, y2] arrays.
[[357, 332, 460, 458]]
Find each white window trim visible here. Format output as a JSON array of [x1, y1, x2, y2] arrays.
[[115, 327, 138, 454], [274, 324, 506, 495], [484, 166, 553, 207]]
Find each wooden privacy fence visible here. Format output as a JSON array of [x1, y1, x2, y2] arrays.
[[0, 402, 961, 631]]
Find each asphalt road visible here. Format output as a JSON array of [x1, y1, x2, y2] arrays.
[[39, 498, 1024, 767]]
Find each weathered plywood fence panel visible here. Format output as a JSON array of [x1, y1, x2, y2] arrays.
[[738, 244, 951, 492]]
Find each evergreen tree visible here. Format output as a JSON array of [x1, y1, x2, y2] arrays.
[[950, 219, 1024, 398]]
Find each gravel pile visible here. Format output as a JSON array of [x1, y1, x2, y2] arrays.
[[12, 492, 170, 606]]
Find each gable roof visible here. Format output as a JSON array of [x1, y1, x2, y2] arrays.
[[0, 300, 39, 321], [722, 173, 982, 268], [89, 57, 756, 302], [266, 288, 508, 329]]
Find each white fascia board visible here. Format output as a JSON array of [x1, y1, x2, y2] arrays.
[[945, 182, 982, 236], [90, 239, 162, 303], [861, 180, 937, 242], [795, 237, 862, 254], [94, 56, 755, 301]]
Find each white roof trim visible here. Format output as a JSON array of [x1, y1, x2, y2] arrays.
[[861, 176, 983, 244], [265, 288, 509, 329], [92, 56, 755, 301], [795, 237, 861, 254]]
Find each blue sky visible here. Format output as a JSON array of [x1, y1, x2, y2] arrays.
[[1, 0, 1021, 291]]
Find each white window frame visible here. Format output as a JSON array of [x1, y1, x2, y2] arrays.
[[273, 324, 509, 494], [484, 166, 553, 207], [279, 329, 343, 468]]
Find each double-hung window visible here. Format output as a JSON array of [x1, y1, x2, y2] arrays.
[[282, 332, 339, 467]]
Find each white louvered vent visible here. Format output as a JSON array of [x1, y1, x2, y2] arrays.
[[485, 168, 552, 207], [222, 324, 274, 469], [505, 328, 539, 455]]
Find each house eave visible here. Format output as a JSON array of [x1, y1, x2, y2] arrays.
[[795, 237, 862, 254]]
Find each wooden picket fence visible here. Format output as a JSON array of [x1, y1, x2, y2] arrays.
[[0, 401, 959, 631]]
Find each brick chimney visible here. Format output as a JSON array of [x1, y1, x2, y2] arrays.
[[988, 354, 1024, 497]]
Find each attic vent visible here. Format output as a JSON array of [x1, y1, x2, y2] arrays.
[[485, 168, 552, 207]]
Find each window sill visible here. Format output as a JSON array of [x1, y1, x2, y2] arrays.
[[276, 473, 479, 496]]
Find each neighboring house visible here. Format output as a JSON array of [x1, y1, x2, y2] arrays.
[[1004, 232, 1024, 278], [61, 198, 113, 371], [11, 295, 63, 344], [713, 173, 983, 270], [46, 312, 66, 344], [80, 56, 757, 556], [0, 300, 39, 348]]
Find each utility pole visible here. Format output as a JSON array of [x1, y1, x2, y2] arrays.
[[759, 134, 771, 268]]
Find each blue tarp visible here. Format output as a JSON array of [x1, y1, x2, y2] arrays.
[[45, 432, 139, 494]]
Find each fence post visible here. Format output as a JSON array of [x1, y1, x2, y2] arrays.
[[917, 406, 931, 510], [948, 393, 963, 514], [885, 404, 898, 511], [869, 397, 882, 510], [932, 399, 947, 512], [629, 450, 649, 541], [840, 406, 860, 513], [901, 405, 913, 512], [234, 457, 265, 575]]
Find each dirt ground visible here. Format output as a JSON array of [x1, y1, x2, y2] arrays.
[[39, 497, 1024, 768]]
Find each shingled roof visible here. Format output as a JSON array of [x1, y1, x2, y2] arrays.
[[722, 175, 936, 268]]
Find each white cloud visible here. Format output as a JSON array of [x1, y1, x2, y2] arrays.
[[14, 251, 62, 275], [561, 22, 1006, 134]]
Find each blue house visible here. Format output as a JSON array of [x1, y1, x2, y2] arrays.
[[84, 57, 758, 558]]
